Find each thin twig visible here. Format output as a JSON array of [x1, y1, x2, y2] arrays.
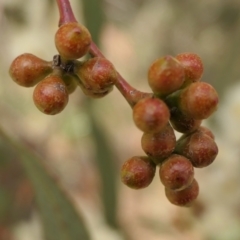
[[56, 0, 152, 107]]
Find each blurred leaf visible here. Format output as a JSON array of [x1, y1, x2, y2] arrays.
[[81, 0, 105, 45], [0, 188, 12, 222], [218, 3, 240, 30], [85, 100, 119, 229], [0, 128, 91, 240], [3, 5, 27, 26], [81, 0, 119, 229], [0, 138, 33, 225]]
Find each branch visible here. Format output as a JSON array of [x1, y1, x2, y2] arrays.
[[89, 42, 152, 107], [56, 0, 77, 27], [56, 0, 152, 107]]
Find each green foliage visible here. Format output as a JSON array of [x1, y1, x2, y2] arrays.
[[0, 128, 91, 240], [85, 100, 119, 229], [81, 0, 104, 45], [81, 0, 119, 228]]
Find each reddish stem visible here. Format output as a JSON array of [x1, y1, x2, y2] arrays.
[[89, 43, 152, 108], [56, 0, 152, 107], [114, 74, 153, 108], [56, 0, 77, 27]]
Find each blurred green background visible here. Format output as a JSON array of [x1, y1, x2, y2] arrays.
[[0, 0, 240, 239]]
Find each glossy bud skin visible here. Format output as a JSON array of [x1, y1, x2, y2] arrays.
[[195, 126, 215, 139], [74, 57, 117, 95], [9, 53, 52, 87], [175, 132, 218, 168], [55, 22, 92, 60], [179, 82, 219, 119], [160, 154, 194, 191], [176, 53, 203, 86], [33, 74, 69, 115], [165, 178, 199, 207], [121, 156, 156, 189], [133, 97, 170, 133], [148, 56, 185, 97], [141, 124, 176, 164], [170, 107, 202, 134], [79, 82, 112, 98]]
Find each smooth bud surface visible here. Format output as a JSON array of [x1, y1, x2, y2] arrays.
[[121, 156, 156, 189], [74, 57, 117, 95], [175, 132, 218, 168], [165, 178, 199, 207], [148, 56, 185, 97], [55, 22, 92, 60], [141, 124, 176, 164], [176, 53, 203, 85], [195, 126, 215, 139], [179, 82, 219, 119], [160, 154, 194, 191], [133, 97, 170, 133], [9, 53, 52, 87], [33, 74, 69, 115]]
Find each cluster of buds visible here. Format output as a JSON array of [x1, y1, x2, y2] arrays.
[[121, 53, 218, 206], [8, 0, 219, 207]]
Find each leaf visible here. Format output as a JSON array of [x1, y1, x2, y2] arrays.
[[85, 100, 119, 229], [0, 128, 91, 240], [81, 0, 119, 229], [81, 0, 104, 45]]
